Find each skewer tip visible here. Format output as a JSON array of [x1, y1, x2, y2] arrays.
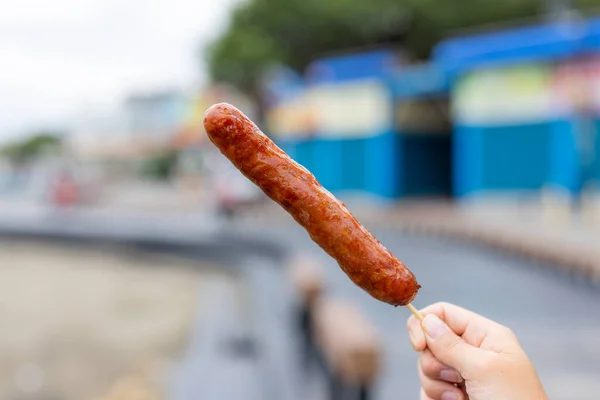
[[406, 303, 424, 321]]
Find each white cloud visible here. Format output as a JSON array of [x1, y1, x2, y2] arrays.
[[0, 0, 239, 141]]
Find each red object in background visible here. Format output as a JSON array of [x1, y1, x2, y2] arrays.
[[553, 56, 600, 115], [214, 179, 237, 210], [52, 175, 78, 207]]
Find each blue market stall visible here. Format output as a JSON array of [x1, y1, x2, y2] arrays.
[[434, 18, 600, 197], [304, 50, 400, 197], [266, 51, 453, 199], [387, 63, 452, 197], [266, 50, 401, 197], [265, 17, 600, 200]]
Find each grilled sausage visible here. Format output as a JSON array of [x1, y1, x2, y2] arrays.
[[203, 103, 420, 306]]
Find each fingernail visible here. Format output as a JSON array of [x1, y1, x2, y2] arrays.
[[422, 314, 449, 339], [440, 369, 463, 383], [441, 391, 460, 400]]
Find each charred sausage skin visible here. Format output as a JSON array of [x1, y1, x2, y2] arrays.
[[203, 103, 420, 306]]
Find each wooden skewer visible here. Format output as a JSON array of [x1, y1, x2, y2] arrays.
[[406, 303, 424, 321]]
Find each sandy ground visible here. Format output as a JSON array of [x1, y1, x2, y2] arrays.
[[0, 240, 231, 400]]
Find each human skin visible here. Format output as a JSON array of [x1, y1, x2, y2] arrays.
[[407, 302, 548, 400]]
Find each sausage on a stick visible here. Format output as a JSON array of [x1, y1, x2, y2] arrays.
[[204, 103, 420, 307]]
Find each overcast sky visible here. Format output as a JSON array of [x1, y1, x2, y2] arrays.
[[0, 0, 239, 142]]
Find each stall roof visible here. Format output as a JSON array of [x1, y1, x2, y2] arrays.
[[584, 16, 600, 49], [433, 19, 589, 72], [387, 63, 450, 99], [306, 49, 401, 84]]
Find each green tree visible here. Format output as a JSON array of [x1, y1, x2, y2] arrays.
[[1, 132, 63, 164], [139, 150, 180, 181], [207, 0, 600, 96]]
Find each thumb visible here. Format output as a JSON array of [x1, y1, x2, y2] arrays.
[[421, 314, 481, 374]]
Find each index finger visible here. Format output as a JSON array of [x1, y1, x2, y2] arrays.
[[417, 302, 503, 348]]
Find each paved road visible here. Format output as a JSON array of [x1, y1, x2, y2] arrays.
[[240, 222, 600, 400]]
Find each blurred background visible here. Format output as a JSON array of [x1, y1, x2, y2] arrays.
[[1, 0, 600, 399]]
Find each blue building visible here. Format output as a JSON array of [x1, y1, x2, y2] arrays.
[[267, 50, 452, 199], [435, 18, 600, 198], [266, 17, 600, 200]]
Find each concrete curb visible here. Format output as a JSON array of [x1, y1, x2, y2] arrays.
[[0, 216, 286, 267], [240, 203, 600, 287], [392, 218, 600, 287]]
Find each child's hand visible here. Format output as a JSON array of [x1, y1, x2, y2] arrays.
[[407, 302, 548, 400]]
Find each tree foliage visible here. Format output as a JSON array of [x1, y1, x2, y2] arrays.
[[1, 133, 63, 164], [207, 0, 600, 96], [139, 150, 180, 181]]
